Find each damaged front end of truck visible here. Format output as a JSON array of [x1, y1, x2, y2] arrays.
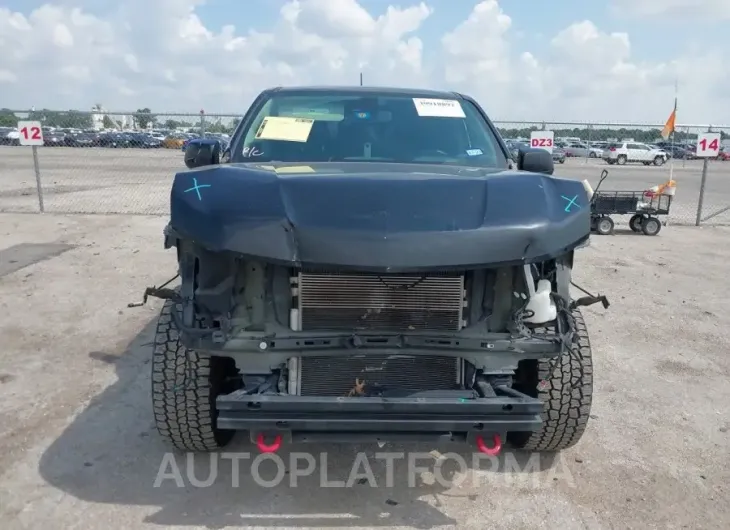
[[138, 161, 608, 456]]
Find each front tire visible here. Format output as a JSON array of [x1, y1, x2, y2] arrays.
[[151, 299, 238, 451], [510, 308, 593, 452], [595, 216, 614, 235], [653, 156, 665, 166]]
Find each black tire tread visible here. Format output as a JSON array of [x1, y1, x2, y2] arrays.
[[151, 300, 228, 452], [520, 308, 593, 452]]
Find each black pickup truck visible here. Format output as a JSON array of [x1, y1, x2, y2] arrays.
[[139, 85, 607, 456]]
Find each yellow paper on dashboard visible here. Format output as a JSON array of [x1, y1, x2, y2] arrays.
[[254, 116, 314, 143]]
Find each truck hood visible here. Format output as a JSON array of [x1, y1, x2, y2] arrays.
[[168, 162, 590, 271]]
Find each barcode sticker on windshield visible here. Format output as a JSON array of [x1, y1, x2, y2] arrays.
[[413, 98, 465, 118]]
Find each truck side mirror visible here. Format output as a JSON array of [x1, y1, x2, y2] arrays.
[[184, 139, 220, 169], [519, 148, 554, 175]]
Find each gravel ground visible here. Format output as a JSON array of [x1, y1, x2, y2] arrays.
[[0, 212, 728, 529], [1, 146, 729, 224]]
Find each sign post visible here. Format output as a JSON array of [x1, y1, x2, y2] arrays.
[[17, 120, 45, 212], [530, 130, 555, 153], [694, 132, 720, 226]]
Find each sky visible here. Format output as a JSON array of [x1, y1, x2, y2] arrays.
[[0, 0, 727, 124]]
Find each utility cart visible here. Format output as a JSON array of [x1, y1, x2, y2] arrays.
[[590, 170, 674, 236]]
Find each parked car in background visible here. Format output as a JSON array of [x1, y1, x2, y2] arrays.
[[564, 142, 603, 158], [717, 147, 730, 161], [129, 133, 163, 148], [43, 130, 66, 147], [163, 133, 190, 149], [105, 132, 147, 148], [655, 141, 697, 160], [552, 146, 566, 164], [65, 131, 100, 147], [665, 145, 693, 159], [149, 131, 168, 142], [602, 141, 668, 166], [0, 127, 20, 145], [504, 140, 527, 160]]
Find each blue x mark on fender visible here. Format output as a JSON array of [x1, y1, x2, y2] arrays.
[[184, 177, 211, 201], [561, 195, 580, 212]]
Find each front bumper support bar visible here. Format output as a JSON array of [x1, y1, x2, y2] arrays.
[[216, 388, 543, 444]]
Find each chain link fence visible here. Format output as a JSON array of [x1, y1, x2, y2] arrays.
[[1, 110, 729, 225]]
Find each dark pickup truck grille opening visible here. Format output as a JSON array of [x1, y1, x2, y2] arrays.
[[296, 271, 465, 332], [299, 354, 460, 397]]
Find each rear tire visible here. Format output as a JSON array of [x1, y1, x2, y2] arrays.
[[641, 216, 662, 236], [151, 299, 238, 451], [629, 214, 643, 233], [509, 308, 593, 452], [617, 155, 627, 165], [589, 152, 597, 158]]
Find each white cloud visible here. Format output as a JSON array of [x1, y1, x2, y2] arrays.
[[610, 0, 729, 19], [0, 0, 727, 124]]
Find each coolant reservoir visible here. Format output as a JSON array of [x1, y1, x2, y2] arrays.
[[524, 279, 557, 324]]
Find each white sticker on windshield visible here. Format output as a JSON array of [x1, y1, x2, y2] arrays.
[[413, 98, 466, 118], [466, 148, 483, 156], [254, 116, 314, 143]]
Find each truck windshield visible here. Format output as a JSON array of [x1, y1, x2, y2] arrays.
[[237, 91, 508, 168]]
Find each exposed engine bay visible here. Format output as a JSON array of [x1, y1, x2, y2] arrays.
[[135, 232, 608, 401]]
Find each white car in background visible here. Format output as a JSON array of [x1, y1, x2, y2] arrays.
[[564, 141, 604, 158], [602, 141, 668, 166], [0, 127, 20, 145]]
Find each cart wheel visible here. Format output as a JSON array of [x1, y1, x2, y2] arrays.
[[596, 216, 614, 235], [629, 214, 643, 233], [642, 216, 661, 236]]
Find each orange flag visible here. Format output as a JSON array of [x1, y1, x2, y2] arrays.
[[660, 98, 677, 140]]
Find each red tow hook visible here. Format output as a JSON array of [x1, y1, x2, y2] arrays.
[[476, 434, 502, 456], [256, 434, 283, 453]]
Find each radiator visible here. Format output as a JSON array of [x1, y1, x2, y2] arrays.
[[293, 271, 466, 332], [298, 354, 461, 397]]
